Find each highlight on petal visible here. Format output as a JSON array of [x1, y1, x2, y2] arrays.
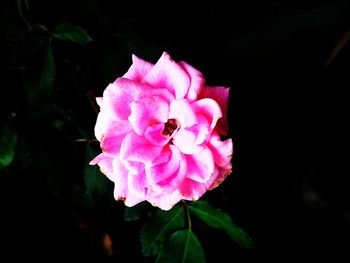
[[100, 120, 132, 157], [185, 146, 214, 183], [128, 96, 169, 136], [144, 123, 171, 146], [120, 132, 163, 167], [208, 132, 233, 167], [123, 54, 154, 82], [168, 99, 197, 128], [89, 153, 114, 181], [128, 171, 149, 198], [172, 128, 204, 155], [198, 85, 230, 135], [112, 158, 129, 200], [143, 52, 190, 99], [192, 98, 222, 131], [178, 61, 205, 102]]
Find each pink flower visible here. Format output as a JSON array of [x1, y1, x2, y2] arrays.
[[90, 52, 233, 210]]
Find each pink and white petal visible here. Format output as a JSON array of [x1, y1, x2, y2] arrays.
[[192, 98, 222, 131], [145, 145, 181, 185], [137, 87, 175, 104], [168, 99, 197, 128], [143, 52, 190, 99], [185, 146, 214, 183], [89, 153, 114, 180], [122, 54, 154, 82], [128, 171, 149, 198], [178, 61, 205, 102], [102, 83, 132, 120], [96, 97, 103, 107], [186, 115, 210, 145], [208, 164, 232, 191], [180, 168, 220, 201], [94, 111, 111, 142], [152, 150, 187, 194], [144, 123, 171, 146], [172, 128, 204, 155], [128, 96, 169, 136], [124, 193, 145, 207], [198, 85, 230, 135], [208, 132, 233, 167], [112, 158, 129, 200], [100, 122, 132, 157], [147, 189, 183, 211], [120, 132, 163, 166]]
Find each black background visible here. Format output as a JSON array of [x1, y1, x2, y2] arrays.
[[1, 0, 350, 262]]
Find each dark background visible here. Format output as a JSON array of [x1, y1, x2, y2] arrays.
[[1, 0, 350, 262]]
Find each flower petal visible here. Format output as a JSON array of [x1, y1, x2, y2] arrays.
[[146, 145, 181, 185], [172, 128, 204, 155], [208, 132, 233, 167], [178, 61, 205, 102], [100, 121, 132, 157], [192, 98, 222, 131], [198, 85, 230, 135], [120, 132, 163, 167], [147, 190, 183, 211], [112, 158, 128, 200], [89, 153, 114, 181], [143, 52, 190, 99], [185, 146, 214, 183], [168, 99, 197, 128], [144, 123, 171, 146], [128, 96, 169, 135], [128, 171, 149, 198], [123, 54, 154, 82]]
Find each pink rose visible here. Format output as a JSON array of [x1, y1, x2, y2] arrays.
[[90, 51, 233, 210]]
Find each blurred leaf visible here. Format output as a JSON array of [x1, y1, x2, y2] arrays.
[[156, 229, 206, 263], [0, 119, 18, 170], [124, 201, 153, 221], [84, 144, 110, 198], [25, 40, 55, 106], [52, 22, 93, 45], [188, 201, 254, 248], [141, 206, 185, 257], [71, 185, 96, 209]]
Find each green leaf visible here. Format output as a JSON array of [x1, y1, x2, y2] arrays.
[[84, 144, 110, 198], [141, 206, 185, 256], [0, 120, 18, 170], [188, 201, 254, 248], [52, 22, 93, 45], [25, 40, 56, 106], [156, 229, 206, 263], [124, 201, 153, 221]]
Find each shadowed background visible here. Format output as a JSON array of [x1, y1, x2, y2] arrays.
[[1, 0, 350, 262]]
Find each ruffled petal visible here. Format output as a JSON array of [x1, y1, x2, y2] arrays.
[[192, 98, 222, 131], [168, 99, 197, 128], [208, 132, 233, 167], [89, 153, 114, 181], [144, 123, 171, 146], [178, 61, 205, 102], [123, 54, 154, 82], [145, 145, 181, 185], [143, 52, 190, 99], [172, 128, 204, 155], [112, 158, 129, 200], [180, 168, 220, 201], [185, 146, 214, 183], [100, 121, 132, 157], [128, 96, 169, 136], [128, 171, 149, 198], [198, 85, 230, 135], [147, 190, 183, 211], [120, 132, 163, 167]]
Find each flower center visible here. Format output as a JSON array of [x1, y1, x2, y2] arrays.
[[162, 119, 179, 136]]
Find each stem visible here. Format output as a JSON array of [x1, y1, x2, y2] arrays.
[[182, 200, 192, 230], [17, 0, 31, 29]]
